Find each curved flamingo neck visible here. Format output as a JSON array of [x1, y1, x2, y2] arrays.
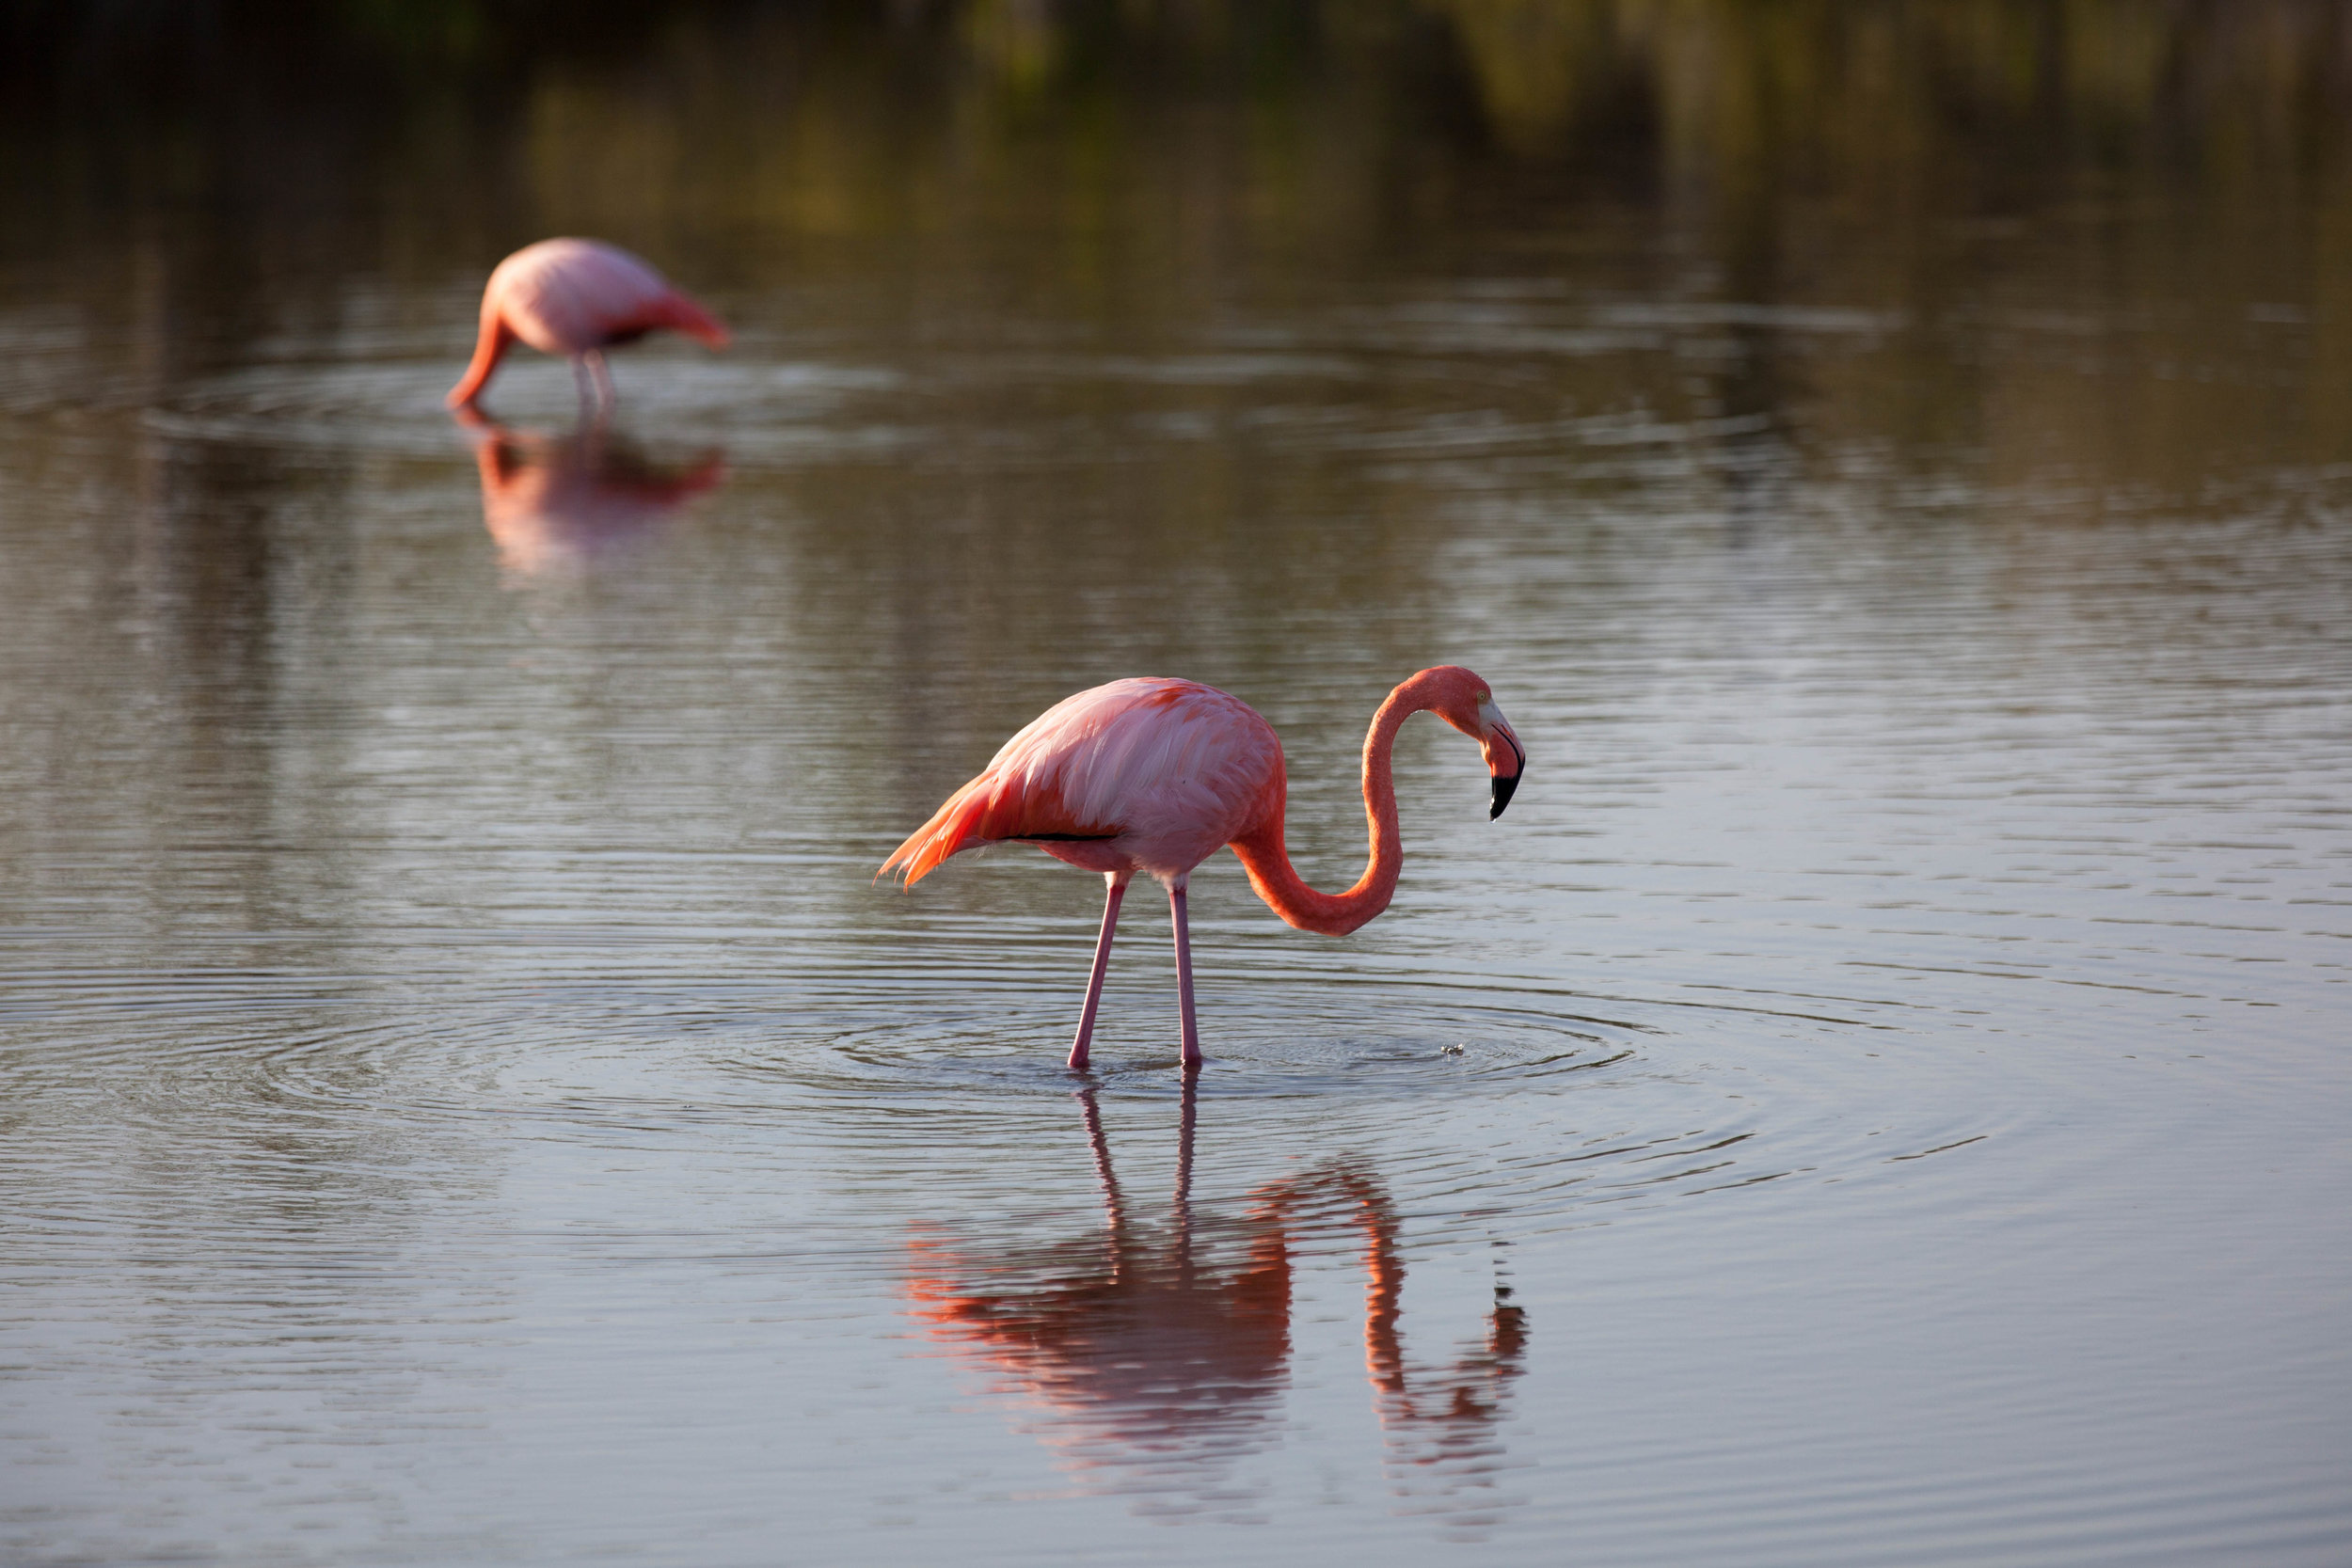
[[447, 316, 516, 410], [1232, 677, 1434, 937]]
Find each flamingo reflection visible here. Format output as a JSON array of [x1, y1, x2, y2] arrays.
[[455, 408, 725, 575], [904, 1083, 1527, 1519]]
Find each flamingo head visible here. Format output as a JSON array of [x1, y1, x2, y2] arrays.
[[1418, 666, 1527, 820]]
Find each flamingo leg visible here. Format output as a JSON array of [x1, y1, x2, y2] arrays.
[[574, 349, 616, 411], [1169, 882, 1203, 1072], [1068, 873, 1129, 1072]]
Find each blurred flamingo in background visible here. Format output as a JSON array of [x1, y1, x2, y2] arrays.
[[446, 238, 729, 411], [882, 665, 1526, 1072]]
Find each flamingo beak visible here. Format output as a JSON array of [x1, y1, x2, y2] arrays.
[[1490, 766, 1520, 819], [1479, 704, 1525, 820]]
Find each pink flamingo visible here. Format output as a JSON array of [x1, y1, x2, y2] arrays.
[[446, 238, 729, 411], [882, 665, 1526, 1072]]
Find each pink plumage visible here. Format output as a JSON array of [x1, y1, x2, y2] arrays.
[[447, 238, 729, 410], [884, 679, 1282, 887], [883, 667, 1527, 1073]]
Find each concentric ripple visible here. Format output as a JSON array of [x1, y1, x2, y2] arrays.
[[711, 980, 1648, 1101]]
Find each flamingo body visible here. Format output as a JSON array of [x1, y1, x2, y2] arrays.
[[883, 666, 1525, 1072], [447, 238, 729, 410], [886, 679, 1283, 888]]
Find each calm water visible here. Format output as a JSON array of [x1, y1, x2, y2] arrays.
[[4, 5, 2350, 1564]]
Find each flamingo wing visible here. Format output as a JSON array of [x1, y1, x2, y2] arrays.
[[882, 679, 1282, 885]]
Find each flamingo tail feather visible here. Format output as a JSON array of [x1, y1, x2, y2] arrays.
[[881, 777, 1000, 886], [881, 767, 1113, 886]]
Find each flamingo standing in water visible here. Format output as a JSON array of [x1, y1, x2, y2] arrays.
[[446, 238, 729, 411], [882, 665, 1526, 1072]]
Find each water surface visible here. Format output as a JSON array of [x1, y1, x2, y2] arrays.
[[3, 6, 2349, 1564]]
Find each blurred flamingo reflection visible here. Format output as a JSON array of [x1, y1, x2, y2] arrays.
[[905, 1085, 1528, 1521], [457, 410, 725, 575]]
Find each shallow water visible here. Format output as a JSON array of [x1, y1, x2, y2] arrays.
[[4, 6, 2351, 1564]]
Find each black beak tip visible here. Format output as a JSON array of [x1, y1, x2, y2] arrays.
[[1489, 770, 1520, 820]]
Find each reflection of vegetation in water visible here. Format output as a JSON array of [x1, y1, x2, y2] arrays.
[[8, 1, 2352, 527], [14, 3, 2350, 179], [1431, 1, 2345, 188], [10, 2, 2347, 292]]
